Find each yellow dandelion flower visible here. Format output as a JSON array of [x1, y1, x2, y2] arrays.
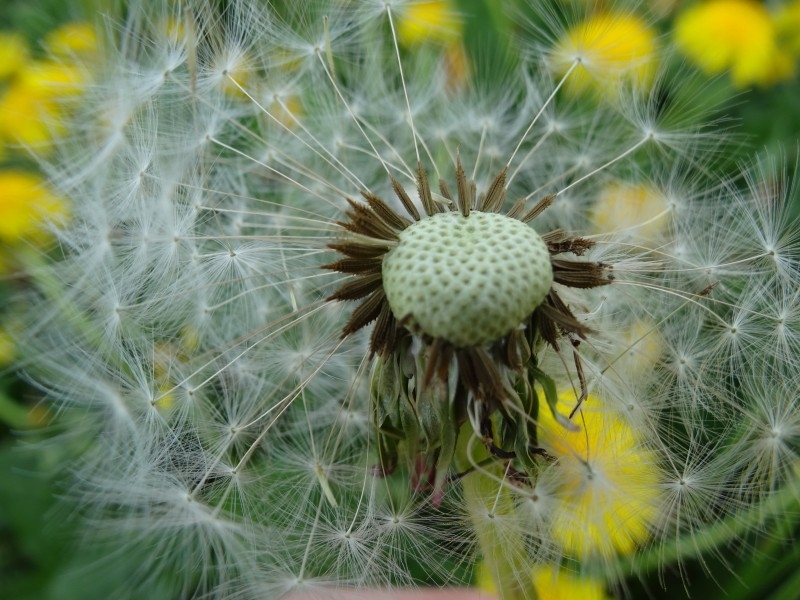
[[0, 23, 96, 153], [26, 405, 51, 428], [154, 386, 176, 412], [531, 567, 611, 600], [214, 50, 254, 98], [16, 60, 88, 98], [592, 181, 670, 242], [0, 61, 88, 149], [0, 171, 68, 244], [444, 42, 471, 91], [0, 83, 62, 149], [44, 22, 98, 56], [397, 1, 462, 46], [476, 562, 611, 600], [0, 32, 29, 80], [180, 325, 202, 354], [164, 16, 187, 41], [538, 392, 662, 558], [674, 0, 794, 87], [775, 1, 800, 56], [552, 12, 657, 96]]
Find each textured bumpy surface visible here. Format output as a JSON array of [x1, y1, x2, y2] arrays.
[[382, 211, 553, 347]]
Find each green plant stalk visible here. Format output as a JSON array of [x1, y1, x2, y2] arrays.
[[456, 424, 537, 600], [623, 468, 800, 575]]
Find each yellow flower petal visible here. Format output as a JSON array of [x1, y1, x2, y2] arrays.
[[0, 32, 29, 80], [0, 84, 63, 147], [17, 60, 88, 97], [552, 12, 657, 96], [538, 392, 661, 558], [616, 319, 665, 376], [0, 61, 88, 148], [775, 1, 800, 56], [531, 567, 611, 600], [476, 562, 611, 600], [397, 1, 462, 46], [674, 0, 792, 87], [44, 22, 98, 56], [0, 171, 68, 243], [444, 42, 470, 90], [269, 94, 304, 129], [592, 181, 670, 242]]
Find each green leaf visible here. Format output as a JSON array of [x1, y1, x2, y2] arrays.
[[530, 366, 579, 432]]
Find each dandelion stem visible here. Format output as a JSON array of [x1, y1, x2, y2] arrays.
[[625, 470, 800, 574]]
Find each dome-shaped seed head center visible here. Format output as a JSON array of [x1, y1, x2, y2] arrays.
[[382, 211, 553, 347]]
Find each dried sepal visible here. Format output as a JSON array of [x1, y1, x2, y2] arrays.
[[327, 272, 383, 301], [390, 174, 421, 221], [360, 190, 411, 231], [456, 156, 470, 217], [417, 161, 439, 216], [341, 288, 386, 336], [551, 258, 613, 288], [481, 166, 508, 213]]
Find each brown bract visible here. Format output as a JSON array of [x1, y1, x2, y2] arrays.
[[326, 160, 611, 350]]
